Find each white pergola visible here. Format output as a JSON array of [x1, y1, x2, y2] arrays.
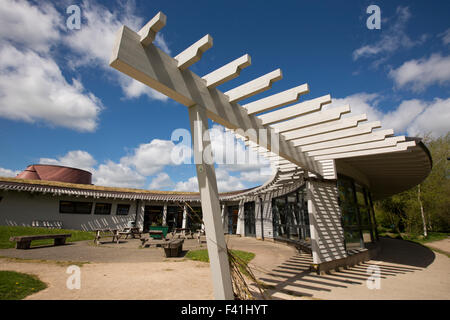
[[109, 12, 417, 300]]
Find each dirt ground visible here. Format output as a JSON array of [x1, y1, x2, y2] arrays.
[[0, 236, 448, 300]]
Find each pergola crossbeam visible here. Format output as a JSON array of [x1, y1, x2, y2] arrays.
[[299, 128, 393, 152], [243, 84, 309, 115], [138, 12, 167, 46], [174, 34, 213, 70], [271, 105, 350, 133], [258, 94, 331, 125], [224, 69, 282, 103], [202, 54, 251, 88]]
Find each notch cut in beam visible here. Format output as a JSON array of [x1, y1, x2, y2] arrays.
[[271, 105, 351, 133], [224, 69, 282, 103], [175, 35, 213, 70], [138, 12, 167, 46], [202, 54, 251, 88], [243, 84, 309, 115], [258, 94, 331, 125]]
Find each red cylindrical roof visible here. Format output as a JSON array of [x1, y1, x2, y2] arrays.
[[16, 164, 92, 185]]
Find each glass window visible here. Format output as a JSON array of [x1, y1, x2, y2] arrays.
[[94, 203, 112, 215], [272, 185, 310, 242], [338, 175, 378, 250], [116, 204, 130, 215], [60, 201, 92, 214]]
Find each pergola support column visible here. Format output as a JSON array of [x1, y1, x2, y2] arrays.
[[162, 203, 168, 226], [188, 104, 234, 300], [306, 179, 347, 264]]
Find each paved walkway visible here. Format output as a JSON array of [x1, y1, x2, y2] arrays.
[[424, 237, 450, 254], [0, 236, 448, 300]]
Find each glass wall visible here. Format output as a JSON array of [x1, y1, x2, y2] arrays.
[[337, 175, 378, 250], [272, 186, 310, 242], [244, 202, 256, 236]]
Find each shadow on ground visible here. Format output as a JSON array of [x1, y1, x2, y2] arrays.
[[258, 237, 434, 299]]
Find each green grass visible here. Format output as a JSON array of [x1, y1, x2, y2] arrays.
[[185, 249, 255, 276], [0, 271, 47, 300], [0, 226, 95, 249], [378, 230, 449, 244], [186, 249, 255, 264]]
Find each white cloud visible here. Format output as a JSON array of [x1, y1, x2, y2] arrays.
[[121, 139, 182, 176], [0, 44, 103, 132], [0, 0, 61, 53], [39, 150, 97, 172], [353, 6, 427, 65], [389, 54, 450, 92], [148, 172, 174, 190], [405, 98, 450, 138], [93, 161, 146, 188], [440, 28, 450, 45], [329, 93, 450, 138], [63, 1, 170, 101], [0, 167, 20, 178], [174, 176, 199, 192]]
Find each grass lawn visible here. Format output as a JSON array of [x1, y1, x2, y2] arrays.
[[185, 249, 255, 276], [378, 231, 449, 244], [0, 226, 95, 249], [0, 271, 47, 300]]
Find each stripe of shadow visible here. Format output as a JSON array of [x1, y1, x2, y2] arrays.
[[282, 261, 312, 268], [278, 288, 314, 298], [350, 266, 404, 276], [361, 262, 423, 271], [282, 281, 332, 292], [278, 265, 312, 272], [323, 272, 368, 281], [336, 269, 388, 279], [360, 263, 421, 272], [304, 274, 361, 285], [292, 276, 347, 288]]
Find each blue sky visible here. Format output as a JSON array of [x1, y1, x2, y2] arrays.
[[0, 0, 449, 191]]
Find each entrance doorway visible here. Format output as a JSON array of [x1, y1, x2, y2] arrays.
[[143, 205, 163, 232], [227, 205, 239, 234]]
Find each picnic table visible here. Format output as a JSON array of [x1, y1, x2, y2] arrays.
[[149, 229, 165, 239], [118, 227, 142, 239], [171, 228, 194, 239], [93, 229, 120, 245]]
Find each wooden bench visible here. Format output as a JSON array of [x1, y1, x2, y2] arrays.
[[162, 239, 184, 257], [9, 234, 71, 249]]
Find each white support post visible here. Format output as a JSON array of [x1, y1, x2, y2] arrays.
[[221, 203, 227, 230], [162, 203, 168, 226], [236, 199, 245, 236], [182, 205, 187, 229], [188, 104, 234, 300]]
